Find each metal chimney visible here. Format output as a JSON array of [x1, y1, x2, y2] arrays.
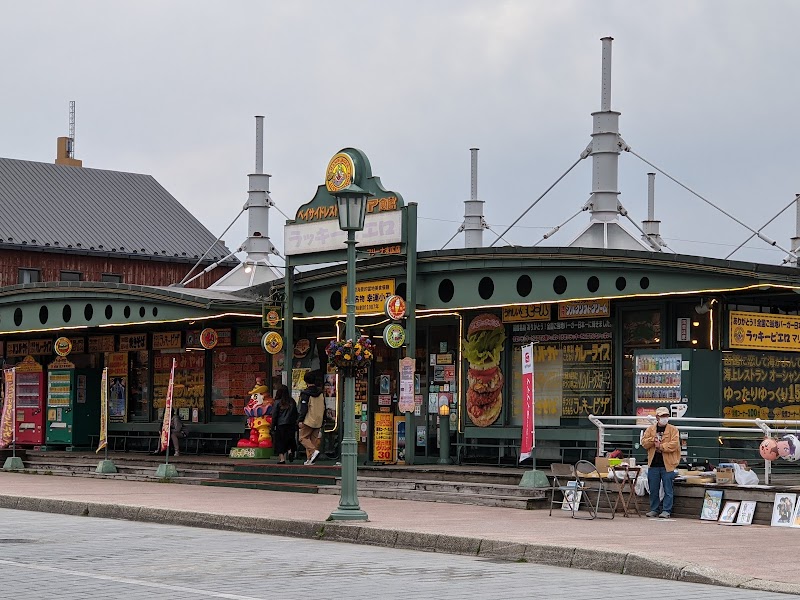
[[791, 194, 800, 263], [569, 37, 651, 251], [642, 172, 665, 249], [463, 148, 486, 247]]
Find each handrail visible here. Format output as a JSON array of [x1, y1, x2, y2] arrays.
[[588, 414, 800, 485]]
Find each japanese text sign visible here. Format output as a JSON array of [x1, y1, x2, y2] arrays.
[[729, 310, 800, 352]]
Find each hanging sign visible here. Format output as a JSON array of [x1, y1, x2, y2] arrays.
[[729, 310, 800, 352], [558, 299, 610, 320], [262, 332, 284, 355], [385, 295, 407, 321], [520, 343, 535, 462], [383, 324, 406, 349], [502, 304, 551, 323], [677, 318, 691, 342], [119, 334, 146, 352], [152, 332, 182, 350], [200, 328, 219, 350], [398, 356, 415, 413], [262, 305, 282, 330], [342, 279, 396, 315], [54, 337, 73, 357]]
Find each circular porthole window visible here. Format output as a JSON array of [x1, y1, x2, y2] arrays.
[[330, 291, 342, 311], [105, 305, 113, 320], [13, 308, 22, 326], [152, 307, 158, 317], [124, 305, 131, 318], [63, 305, 72, 323], [553, 275, 568, 295], [396, 283, 407, 299], [615, 277, 627, 291], [139, 306, 146, 318], [438, 279, 455, 303], [587, 276, 600, 293], [39, 306, 48, 324], [516, 275, 532, 297], [478, 277, 494, 300], [84, 304, 94, 321], [640, 277, 650, 290], [304, 296, 315, 313]]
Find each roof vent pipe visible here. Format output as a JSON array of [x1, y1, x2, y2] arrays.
[[791, 194, 800, 264], [463, 147, 486, 247], [641, 172, 665, 249]]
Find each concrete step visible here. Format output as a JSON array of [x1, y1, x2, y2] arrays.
[[201, 479, 320, 493], [225, 471, 337, 486], [351, 476, 544, 498], [9, 467, 207, 484], [359, 466, 524, 486], [317, 486, 543, 509], [21, 461, 220, 479]]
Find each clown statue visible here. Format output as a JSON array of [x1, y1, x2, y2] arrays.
[[236, 376, 273, 452]]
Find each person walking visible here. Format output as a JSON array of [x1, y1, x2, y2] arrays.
[[170, 410, 184, 457], [641, 406, 681, 518], [297, 370, 324, 465], [271, 386, 298, 464]]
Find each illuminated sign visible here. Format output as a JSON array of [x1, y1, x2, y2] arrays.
[[729, 310, 800, 352], [502, 304, 551, 323], [558, 299, 610, 320]]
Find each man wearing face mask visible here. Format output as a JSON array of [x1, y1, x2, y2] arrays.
[[641, 406, 681, 518]]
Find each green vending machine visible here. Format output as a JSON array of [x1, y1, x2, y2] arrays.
[[45, 357, 102, 449], [632, 349, 721, 464]]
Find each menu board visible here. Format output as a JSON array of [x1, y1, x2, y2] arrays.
[[153, 352, 205, 412], [722, 351, 800, 420], [211, 347, 267, 416], [511, 318, 613, 422]]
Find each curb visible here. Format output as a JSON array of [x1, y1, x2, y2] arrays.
[[1, 494, 798, 596]]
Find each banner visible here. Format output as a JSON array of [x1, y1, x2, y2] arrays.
[[729, 310, 800, 352], [520, 344, 535, 462], [0, 368, 15, 449], [96, 368, 108, 454], [158, 358, 176, 453]]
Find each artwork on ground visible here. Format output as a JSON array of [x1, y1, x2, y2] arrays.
[[735, 501, 757, 526], [771, 493, 797, 527], [700, 489, 723, 521], [717, 501, 740, 524]]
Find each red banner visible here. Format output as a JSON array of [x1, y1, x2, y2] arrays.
[[520, 344, 534, 462], [158, 359, 176, 453], [0, 368, 15, 448]]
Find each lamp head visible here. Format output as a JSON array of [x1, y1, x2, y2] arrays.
[[334, 184, 373, 232], [439, 403, 450, 417]]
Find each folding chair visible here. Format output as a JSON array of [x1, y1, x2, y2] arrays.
[[573, 459, 615, 520], [548, 463, 579, 517]]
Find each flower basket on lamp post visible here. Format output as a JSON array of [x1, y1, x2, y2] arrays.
[[326, 337, 374, 378]]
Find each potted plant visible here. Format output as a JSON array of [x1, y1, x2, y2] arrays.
[[326, 337, 374, 377]]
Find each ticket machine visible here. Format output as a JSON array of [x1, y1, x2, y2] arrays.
[[14, 355, 45, 445]]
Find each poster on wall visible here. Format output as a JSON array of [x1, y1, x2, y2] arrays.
[[722, 351, 800, 421], [373, 412, 393, 462], [106, 352, 128, 422], [464, 313, 506, 427]]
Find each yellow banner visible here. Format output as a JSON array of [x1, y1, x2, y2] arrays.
[[96, 368, 108, 454], [342, 279, 395, 315], [373, 412, 393, 462], [0, 369, 15, 448], [159, 359, 176, 453], [729, 310, 800, 352], [558, 299, 610, 320], [502, 304, 551, 323]]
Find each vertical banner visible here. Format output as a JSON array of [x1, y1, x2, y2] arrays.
[[158, 359, 176, 453], [398, 357, 415, 413], [0, 368, 15, 448], [520, 343, 535, 463], [96, 368, 109, 454]]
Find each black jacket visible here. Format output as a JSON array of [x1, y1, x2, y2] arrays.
[[272, 398, 298, 429], [297, 385, 322, 422]]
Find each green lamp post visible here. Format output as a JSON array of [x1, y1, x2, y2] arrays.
[[329, 183, 372, 521], [438, 402, 452, 465]]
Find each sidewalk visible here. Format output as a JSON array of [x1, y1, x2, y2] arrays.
[[0, 471, 797, 595]]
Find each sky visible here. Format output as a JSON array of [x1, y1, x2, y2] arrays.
[[3, 1, 800, 270]]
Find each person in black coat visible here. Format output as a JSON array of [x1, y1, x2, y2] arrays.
[[271, 385, 298, 464]]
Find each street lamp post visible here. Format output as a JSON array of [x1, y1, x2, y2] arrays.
[[438, 402, 452, 465], [329, 184, 371, 521]]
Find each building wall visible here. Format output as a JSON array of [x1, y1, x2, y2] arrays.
[[0, 248, 232, 289]]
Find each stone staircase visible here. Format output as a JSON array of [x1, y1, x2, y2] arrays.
[[200, 463, 340, 493]]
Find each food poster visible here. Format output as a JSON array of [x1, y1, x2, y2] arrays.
[[463, 313, 506, 427], [153, 352, 205, 421], [106, 352, 128, 422], [212, 347, 267, 417], [323, 371, 337, 423], [291, 368, 310, 401], [373, 412, 393, 462]]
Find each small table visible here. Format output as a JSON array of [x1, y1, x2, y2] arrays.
[[612, 465, 642, 517]]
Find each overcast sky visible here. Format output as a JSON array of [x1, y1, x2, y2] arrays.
[[3, 1, 800, 269]]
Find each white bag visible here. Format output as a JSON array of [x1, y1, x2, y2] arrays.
[[733, 463, 759, 486]]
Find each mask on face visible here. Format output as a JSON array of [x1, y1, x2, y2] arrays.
[[658, 417, 669, 426]]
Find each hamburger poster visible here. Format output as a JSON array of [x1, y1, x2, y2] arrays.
[[464, 313, 506, 427]]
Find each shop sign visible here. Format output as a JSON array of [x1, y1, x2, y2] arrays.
[[152, 332, 182, 350], [366, 244, 402, 256], [729, 310, 800, 352], [398, 357, 415, 413], [216, 328, 232, 347], [262, 305, 282, 330], [285, 211, 403, 256], [383, 323, 406, 349], [54, 337, 72, 357], [262, 331, 284, 355], [119, 334, 147, 352], [16, 355, 42, 372], [436, 353, 453, 365], [373, 412, 393, 462], [385, 295, 406, 321], [107, 352, 128, 377], [325, 152, 355, 193], [677, 318, 690, 342], [342, 279, 396, 315], [69, 337, 85, 354], [502, 304, 551, 323], [7, 339, 52, 357], [88, 335, 115, 353], [235, 327, 262, 347], [200, 328, 219, 350], [293, 339, 311, 359], [558, 299, 610, 320]]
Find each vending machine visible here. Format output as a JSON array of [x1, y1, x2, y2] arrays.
[[633, 348, 721, 463], [13, 355, 45, 445], [45, 357, 101, 448]]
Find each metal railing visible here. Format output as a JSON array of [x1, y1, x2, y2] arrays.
[[588, 414, 800, 485]]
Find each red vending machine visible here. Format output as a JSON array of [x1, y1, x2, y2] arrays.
[[14, 355, 45, 445]]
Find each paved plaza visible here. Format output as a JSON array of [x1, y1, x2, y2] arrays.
[[0, 472, 798, 596]]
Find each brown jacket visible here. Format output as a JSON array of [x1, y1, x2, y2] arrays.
[[641, 423, 681, 472]]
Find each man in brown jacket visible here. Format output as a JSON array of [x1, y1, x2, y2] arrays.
[[641, 406, 681, 518]]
